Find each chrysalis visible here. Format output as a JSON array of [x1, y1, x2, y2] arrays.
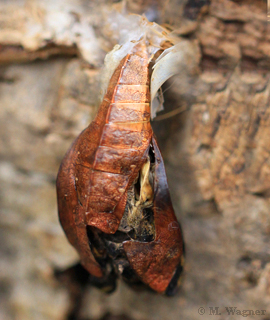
[[56, 15, 193, 295]]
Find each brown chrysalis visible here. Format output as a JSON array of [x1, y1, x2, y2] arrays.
[[57, 39, 184, 296]]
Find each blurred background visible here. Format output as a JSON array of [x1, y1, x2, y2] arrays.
[[0, 0, 269, 320]]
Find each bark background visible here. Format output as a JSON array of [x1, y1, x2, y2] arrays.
[[0, 1, 269, 320]]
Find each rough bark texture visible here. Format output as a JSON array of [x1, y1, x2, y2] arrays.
[[0, 1, 269, 320]]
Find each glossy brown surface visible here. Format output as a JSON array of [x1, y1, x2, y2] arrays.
[[123, 137, 183, 293], [57, 41, 184, 293]]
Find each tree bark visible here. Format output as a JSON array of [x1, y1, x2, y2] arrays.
[[0, 1, 269, 320]]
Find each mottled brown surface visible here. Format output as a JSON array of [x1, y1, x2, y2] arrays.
[[1, 1, 270, 320]]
